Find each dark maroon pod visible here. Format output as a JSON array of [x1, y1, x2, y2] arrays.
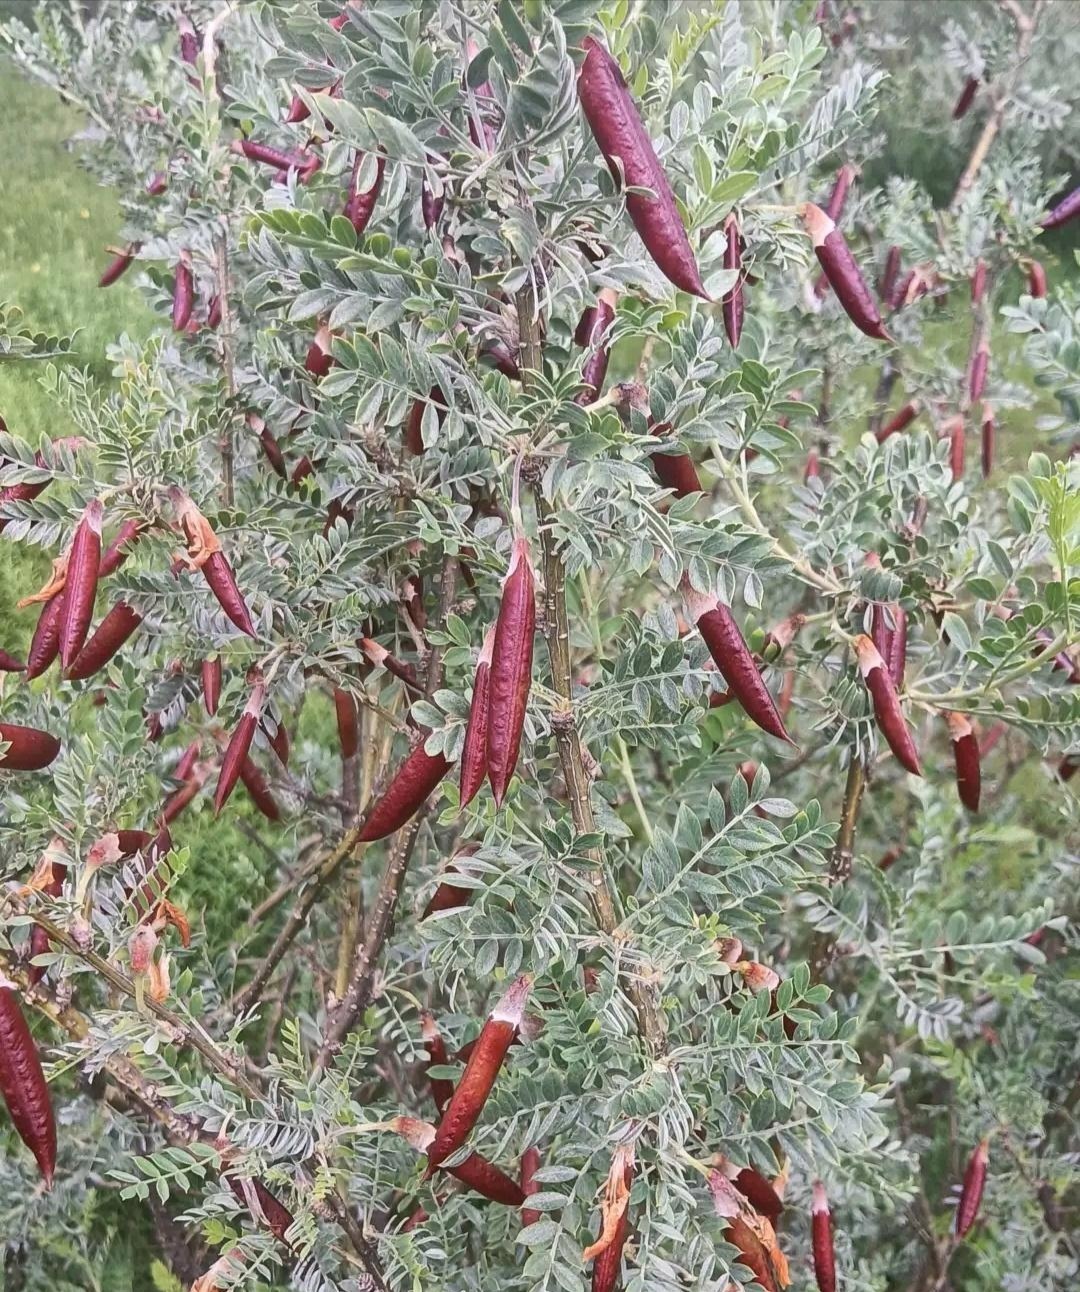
[[1041, 185, 1080, 231], [334, 688, 359, 760], [98, 519, 142, 577], [178, 16, 199, 65], [683, 579, 793, 744], [344, 151, 386, 235], [811, 1181, 836, 1292], [0, 723, 61, 772], [980, 402, 995, 478], [66, 602, 142, 681], [358, 734, 452, 841], [878, 244, 901, 305], [404, 386, 447, 456], [946, 414, 965, 481], [968, 339, 989, 401], [99, 246, 137, 287], [875, 401, 919, 443], [172, 257, 194, 332], [203, 552, 255, 637], [971, 258, 987, 304], [0, 984, 57, 1185], [1027, 260, 1047, 298], [202, 656, 222, 715], [0, 649, 24, 672], [487, 536, 537, 806], [952, 76, 979, 120], [854, 634, 921, 775], [955, 1140, 989, 1236], [27, 849, 67, 989], [947, 711, 981, 811], [802, 203, 890, 341], [574, 288, 617, 404], [577, 37, 709, 299], [225, 1173, 294, 1243], [459, 626, 494, 808], [239, 757, 281, 821], [649, 421, 702, 496], [59, 498, 104, 669], [26, 596, 64, 680], [284, 93, 311, 124], [206, 294, 222, 329], [870, 602, 906, 689], [722, 213, 745, 348], [215, 678, 266, 814]]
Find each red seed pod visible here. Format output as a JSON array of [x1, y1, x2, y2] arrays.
[[334, 688, 359, 760], [206, 295, 222, 329], [250, 415, 288, 478], [879, 605, 906, 689], [65, 601, 142, 681], [421, 1012, 455, 1115], [460, 625, 495, 808], [968, 338, 990, 401], [854, 634, 921, 775], [263, 716, 290, 767], [305, 322, 335, 378], [722, 213, 745, 348], [823, 163, 857, 223], [584, 1144, 635, 1292], [955, 1138, 989, 1236], [172, 256, 194, 332], [947, 711, 981, 811], [1058, 753, 1078, 782], [577, 37, 709, 299], [174, 492, 256, 636], [683, 579, 793, 744], [804, 447, 821, 482], [426, 974, 533, 1173], [225, 1174, 294, 1243], [802, 203, 890, 341], [98, 245, 138, 287], [708, 1170, 787, 1292], [878, 845, 902, 870], [952, 76, 979, 119], [1027, 260, 1047, 299], [239, 757, 281, 821], [284, 93, 311, 124], [811, 1180, 836, 1292], [146, 170, 168, 196], [875, 400, 919, 443], [359, 637, 422, 694], [202, 656, 222, 716], [0, 982, 57, 1185], [980, 402, 995, 478], [574, 287, 618, 404], [520, 1144, 542, 1228], [234, 138, 321, 180], [392, 1116, 526, 1206], [215, 678, 266, 814], [24, 568, 66, 681], [878, 244, 902, 305], [173, 740, 201, 785], [979, 721, 1006, 757], [649, 421, 704, 496], [722, 1162, 784, 1221], [159, 765, 206, 826], [0, 648, 24, 671], [203, 552, 255, 637], [423, 847, 477, 917], [945, 413, 965, 481], [404, 386, 447, 455], [0, 722, 61, 772], [344, 150, 386, 235], [98, 518, 142, 578], [970, 258, 987, 305], [178, 15, 199, 64], [59, 498, 103, 669], [1041, 185, 1080, 231], [358, 735, 452, 841], [487, 537, 537, 806]]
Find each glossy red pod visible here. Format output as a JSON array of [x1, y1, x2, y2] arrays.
[[729, 1165, 784, 1221], [0, 982, 56, 1184], [587, 1146, 635, 1292], [392, 1116, 525, 1206], [487, 537, 537, 805], [359, 637, 422, 693], [421, 1012, 454, 1115], [955, 1139, 989, 1236], [239, 757, 281, 822], [459, 625, 494, 808], [25, 594, 64, 680], [878, 244, 901, 305], [215, 678, 266, 814], [947, 711, 981, 811], [0, 723, 61, 771], [953, 76, 979, 119], [202, 656, 222, 716], [520, 1145, 542, 1228], [344, 150, 386, 235], [66, 601, 142, 680], [98, 518, 142, 577], [574, 288, 617, 404], [1041, 185, 1080, 231], [226, 1173, 294, 1243], [358, 734, 451, 841], [854, 634, 921, 775], [334, 688, 359, 760], [172, 257, 194, 332], [203, 551, 255, 637], [59, 498, 103, 669], [875, 401, 919, 443], [425, 974, 533, 1173], [649, 421, 703, 496], [802, 202, 890, 341], [683, 579, 793, 744], [577, 37, 709, 299], [722, 213, 745, 347], [811, 1180, 836, 1292]]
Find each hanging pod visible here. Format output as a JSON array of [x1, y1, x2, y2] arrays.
[[811, 1181, 836, 1292], [26, 591, 65, 680], [391, 1116, 525, 1206], [878, 244, 902, 305], [875, 400, 919, 443], [66, 601, 142, 681], [0, 981, 57, 1185], [239, 757, 281, 822], [98, 518, 142, 577], [98, 245, 137, 288], [682, 577, 793, 744], [801, 202, 891, 341], [58, 498, 103, 669], [214, 676, 266, 814], [487, 536, 537, 806], [358, 733, 451, 842], [520, 1146, 542, 1228], [584, 1144, 635, 1292], [202, 656, 222, 716], [333, 688, 359, 760], [945, 413, 965, 481], [649, 421, 703, 496], [0, 722, 61, 772], [1027, 260, 1047, 298], [968, 336, 990, 401], [853, 634, 921, 775], [955, 1139, 990, 1236], [708, 1170, 789, 1292], [577, 37, 709, 299], [225, 1173, 294, 1244], [344, 150, 386, 236], [459, 625, 495, 808], [172, 489, 256, 637], [172, 255, 194, 332], [1041, 185, 1080, 231], [946, 711, 981, 811], [574, 288, 618, 405], [722, 213, 745, 347], [420, 1012, 454, 1115], [952, 76, 979, 119]]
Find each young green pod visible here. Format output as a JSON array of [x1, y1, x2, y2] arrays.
[[358, 735, 451, 841], [392, 1115, 526, 1206], [59, 498, 103, 668], [585, 1145, 635, 1292], [426, 974, 533, 1173], [801, 202, 890, 341], [947, 711, 981, 811], [811, 1180, 836, 1292], [968, 337, 990, 401], [1041, 185, 1080, 231], [65, 601, 142, 681], [334, 688, 359, 760], [574, 288, 617, 404], [722, 213, 745, 347], [853, 634, 921, 775], [98, 246, 137, 288], [980, 402, 995, 478], [0, 981, 57, 1184], [0, 722, 61, 771], [878, 244, 901, 304], [649, 421, 703, 496], [682, 578, 793, 744], [202, 656, 222, 716], [1027, 260, 1047, 298], [521, 1145, 542, 1228], [344, 150, 386, 235], [955, 1138, 989, 1237], [970, 258, 987, 305], [460, 626, 494, 808], [214, 678, 266, 814], [225, 1173, 294, 1243], [421, 1012, 454, 1115], [952, 76, 979, 119], [487, 537, 537, 806], [25, 595, 64, 680], [98, 518, 142, 577], [239, 757, 281, 822], [577, 37, 709, 299], [172, 256, 194, 332], [875, 400, 919, 443]]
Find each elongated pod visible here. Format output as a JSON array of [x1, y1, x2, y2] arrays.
[[59, 498, 103, 668], [66, 601, 142, 680], [947, 711, 981, 811], [1041, 185, 1080, 231], [574, 288, 618, 404], [487, 537, 537, 806], [875, 401, 919, 443], [853, 634, 921, 774], [801, 202, 890, 340], [215, 678, 266, 814], [955, 1139, 989, 1236], [0, 723, 60, 771], [521, 1145, 542, 1228], [722, 213, 745, 347], [344, 150, 386, 235], [172, 256, 194, 332], [585, 1145, 635, 1292], [649, 421, 703, 496], [460, 626, 495, 808], [421, 1013, 454, 1115], [811, 1181, 836, 1292], [0, 982, 56, 1184], [392, 1116, 525, 1205], [952, 76, 979, 119], [99, 245, 138, 287], [358, 735, 451, 841]]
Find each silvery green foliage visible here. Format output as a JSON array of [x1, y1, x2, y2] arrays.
[[0, 2, 1078, 1291]]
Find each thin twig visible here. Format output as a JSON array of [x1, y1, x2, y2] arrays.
[[811, 756, 867, 977]]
